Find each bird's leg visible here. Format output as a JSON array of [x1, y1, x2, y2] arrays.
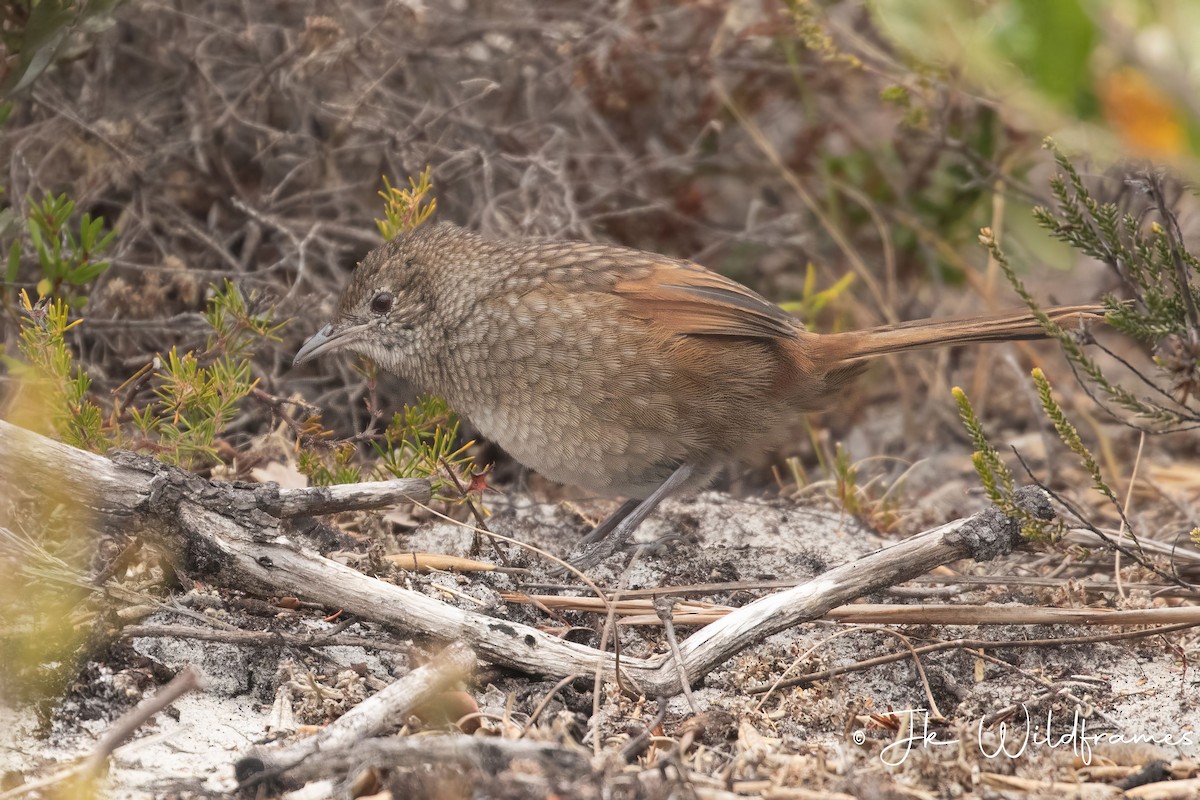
[[577, 498, 640, 546], [564, 464, 695, 571]]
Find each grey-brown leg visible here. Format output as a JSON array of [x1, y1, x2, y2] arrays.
[[577, 498, 640, 546], [564, 464, 695, 571]]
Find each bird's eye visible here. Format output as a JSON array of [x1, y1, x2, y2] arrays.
[[370, 291, 394, 315]]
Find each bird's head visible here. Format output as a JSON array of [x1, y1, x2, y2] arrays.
[[293, 223, 479, 375]]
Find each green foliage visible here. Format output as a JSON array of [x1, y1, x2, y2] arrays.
[[376, 395, 475, 497], [123, 281, 276, 465], [297, 396, 480, 499], [204, 278, 287, 358], [951, 385, 1014, 505], [784, 0, 862, 69], [827, 442, 901, 529], [1030, 368, 1115, 503], [957, 146, 1198, 548], [3, 193, 116, 309], [134, 348, 255, 465], [375, 167, 437, 242], [783, 436, 902, 532], [872, 0, 1200, 166], [8, 277, 277, 468], [997, 0, 1095, 110], [990, 140, 1199, 431], [6, 292, 107, 452], [298, 442, 363, 486], [879, 83, 926, 129], [779, 264, 856, 325], [1035, 146, 1199, 345], [952, 385, 1056, 540], [0, 0, 123, 99]]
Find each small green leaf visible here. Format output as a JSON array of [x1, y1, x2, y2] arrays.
[[6, 239, 20, 285], [27, 219, 43, 251], [68, 260, 109, 284]]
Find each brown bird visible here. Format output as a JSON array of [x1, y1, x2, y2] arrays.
[[294, 222, 1104, 569]]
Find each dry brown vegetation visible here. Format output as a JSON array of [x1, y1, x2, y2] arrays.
[[2, 1, 1199, 798]]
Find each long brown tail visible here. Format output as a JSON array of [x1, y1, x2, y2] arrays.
[[811, 304, 1106, 365]]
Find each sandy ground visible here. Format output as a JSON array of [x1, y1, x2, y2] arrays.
[[3, 491, 1196, 798]]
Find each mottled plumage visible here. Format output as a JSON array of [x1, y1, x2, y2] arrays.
[[295, 222, 1105, 566]]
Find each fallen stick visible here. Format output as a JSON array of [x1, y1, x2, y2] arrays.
[[1, 418, 1053, 697], [0, 668, 203, 799], [236, 642, 476, 786], [608, 602, 1200, 627], [267, 734, 591, 789]]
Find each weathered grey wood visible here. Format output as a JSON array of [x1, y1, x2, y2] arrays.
[[239, 642, 476, 782], [673, 489, 1050, 685], [0, 420, 155, 529], [267, 734, 590, 788], [268, 478, 432, 516], [0, 418, 628, 685]]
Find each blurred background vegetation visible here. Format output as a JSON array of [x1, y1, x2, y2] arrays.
[[0, 0, 1197, 521], [0, 0, 1195, 484]]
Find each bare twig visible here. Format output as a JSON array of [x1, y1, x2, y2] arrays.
[[656, 597, 699, 714], [237, 642, 476, 786], [267, 477, 432, 516], [749, 622, 1198, 693], [1146, 170, 1200, 346], [1, 668, 203, 799]]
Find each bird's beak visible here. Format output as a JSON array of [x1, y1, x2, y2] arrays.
[[293, 321, 368, 366]]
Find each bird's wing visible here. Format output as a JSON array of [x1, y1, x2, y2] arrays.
[[613, 259, 800, 340]]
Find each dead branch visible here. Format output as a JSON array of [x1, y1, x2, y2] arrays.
[[611, 602, 1200, 627], [267, 734, 592, 789], [1, 419, 1051, 698], [267, 478, 431, 517], [236, 642, 476, 786]]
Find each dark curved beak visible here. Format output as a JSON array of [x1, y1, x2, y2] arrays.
[[293, 321, 368, 366]]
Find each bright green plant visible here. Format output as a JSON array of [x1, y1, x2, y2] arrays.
[[376, 167, 437, 242], [376, 395, 475, 497], [8, 279, 281, 468], [204, 277, 288, 358], [6, 291, 107, 452], [955, 145, 1197, 550], [779, 264, 856, 326], [130, 348, 253, 465], [125, 280, 281, 466], [952, 385, 1056, 540], [3, 193, 116, 310]]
